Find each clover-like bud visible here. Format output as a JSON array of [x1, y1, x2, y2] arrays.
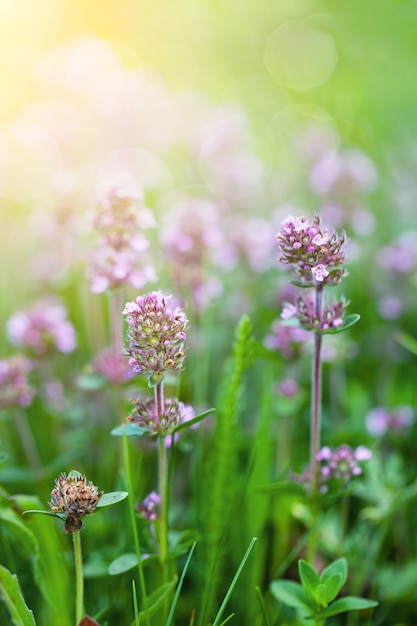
[[49, 472, 103, 532]]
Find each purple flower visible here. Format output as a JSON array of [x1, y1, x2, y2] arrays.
[[136, 491, 161, 521], [7, 300, 76, 357], [366, 405, 414, 437], [92, 347, 134, 386], [88, 174, 157, 294], [123, 291, 189, 382], [264, 319, 311, 359], [294, 293, 347, 331], [316, 444, 372, 492], [277, 213, 347, 286], [0, 356, 35, 409], [127, 396, 195, 436]]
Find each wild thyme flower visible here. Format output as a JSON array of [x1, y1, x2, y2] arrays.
[[136, 491, 161, 521], [264, 318, 310, 359], [88, 175, 157, 293], [291, 444, 372, 494], [7, 300, 76, 357], [0, 356, 35, 409], [277, 213, 347, 285], [316, 444, 372, 492], [49, 472, 103, 533], [366, 405, 414, 437], [127, 396, 195, 436], [92, 346, 134, 386], [283, 293, 348, 331], [123, 291, 189, 382]]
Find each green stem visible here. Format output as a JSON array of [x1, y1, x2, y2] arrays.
[[72, 531, 84, 626], [157, 432, 169, 579], [123, 433, 150, 625], [308, 285, 323, 563]]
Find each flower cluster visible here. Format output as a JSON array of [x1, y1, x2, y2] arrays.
[[366, 405, 414, 437], [92, 346, 134, 386], [277, 213, 347, 286], [88, 175, 157, 293], [291, 444, 372, 494], [136, 491, 161, 521], [123, 291, 189, 383], [0, 356, 35, 409], [264, 319, 310, 359], [6, 300, 76, 357], [49, 472, 103, 533], [282, 293, 348, 332], [316, 444, 372, 492], [127, 397, 195, 436]]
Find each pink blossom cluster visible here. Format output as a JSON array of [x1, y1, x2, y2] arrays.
[[264, 319, 310, 359], [136, 491, 161, 521], [282, 293, 348, 332], [127, 396, 195, 436], [277, 213, 347, 286], [0, 356, 35, 409], [375, 231, 417, 275], [160, 197, 225, 310], [88, 175, 157, 294], [92, 346, 134, 386], [316, 444, 372, 492], [366, 405, 413, 437], [6, 300, 76, 357], [123, 291, 189, 381], [308, 149, 378, 236]]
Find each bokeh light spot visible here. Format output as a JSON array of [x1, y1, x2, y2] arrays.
[[265, 21, 338, 91]]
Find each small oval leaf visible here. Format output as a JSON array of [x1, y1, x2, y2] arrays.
[[97, 491, 128, 507], [108, 552, 138, 575], [111, 423, 152, 437]]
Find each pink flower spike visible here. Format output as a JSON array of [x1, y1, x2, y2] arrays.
[[355, 446, 372, 461], [311, 264, 329, 282], [281, 303, 297, 320]]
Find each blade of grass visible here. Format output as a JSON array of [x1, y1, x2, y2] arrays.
[[211, 536, 257, 626], [165, 542, 197, 626], [255, 586, 271, 626]]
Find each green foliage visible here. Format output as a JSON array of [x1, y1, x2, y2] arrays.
[[0, 565, 35, 626], [199, 315, 255, 626], [270, 558, 378, 624]]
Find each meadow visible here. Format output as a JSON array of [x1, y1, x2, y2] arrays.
[[1, 1, 417, 625]]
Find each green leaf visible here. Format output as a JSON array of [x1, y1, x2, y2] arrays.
[[320, 558, 348, 588], [290, 279, 315, 288], [0, 565, 36, 626], [110, 423, 152, 437], [394, 330, 417, 356], [75, 373, 107, 391], [108, 553, 138, 575], [212, 536, 257, 626], [96, 491, 128, 507], [320, 314, 360, 335], [323, 596, 378, 617], [315, 583, 328, 608], [138, 579, 177, 619], [256, 481, 308, 498], [323, 573, 343, 603], [298, 560, 320, 601], [269, 580, 313, 612], [173, 408, 215, 433], [148, 372, 164, 387], [22, 510, 55, 518]]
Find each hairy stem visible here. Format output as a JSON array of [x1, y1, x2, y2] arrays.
[[72, 531, 84, 626], [311, 285, 323, 497], [155, 382, 169, 581]]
